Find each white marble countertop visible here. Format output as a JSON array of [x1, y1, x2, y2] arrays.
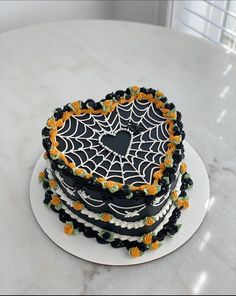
[[0, 20, 236, 295]]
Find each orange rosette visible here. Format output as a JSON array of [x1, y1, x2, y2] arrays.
[[85, 173, 93, 180], [72, 201, 84, 211], [49, 179, 58, 189], [130, 85, 140, 95], [68, 162, 76, 169], [55, 118, 64, 128], [129, 246, 142, 258], [153, 170, 163, 181], [170, 135, 181, 145], [64, 223, 74, 235], [155, 100, 165, 108], [101, 213, 113, 222], [38, 171, 46, 182], [143, 233, 153, 245], [119, 97, 126, 104], [145, 185, 158, 196], [180, 162, 187, 174], [176, 198, 189, 209], [151, 241, 160, 251], [96, 177, 106, 184], [171, 191, 178, 201], [62, 111, 72, 121], [71, 101, 81, 114], [145, 217, 156, 226], [104, 181, 116, 189], [182, 200, 189, 209], [47, 117, 55, 128], [159, 163, 166, 171], [51, 195, 61, 206], [50, 147, 59, 157], [155, 90, 164, 98]]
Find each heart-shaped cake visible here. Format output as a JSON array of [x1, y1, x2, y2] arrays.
[[40, 86, 193, 257]]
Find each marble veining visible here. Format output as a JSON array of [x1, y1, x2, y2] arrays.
[[0, 20, 236, 295]]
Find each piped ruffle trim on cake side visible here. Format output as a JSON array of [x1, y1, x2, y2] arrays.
[[39, 165, 193, 257]]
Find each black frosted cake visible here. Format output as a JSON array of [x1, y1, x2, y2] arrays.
[[39, 86, 193, 257]]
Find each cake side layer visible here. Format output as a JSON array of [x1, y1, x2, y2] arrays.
[[48, 160, 183, 222], [39, 166, 192, 256], [41, 162, 192, 238]]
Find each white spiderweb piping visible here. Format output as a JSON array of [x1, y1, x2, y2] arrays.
[[56, 100, 170, 186]]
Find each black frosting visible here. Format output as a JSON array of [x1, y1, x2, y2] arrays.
[[50, 164, 179, 223], [42, 86, 185, 197], [41, 87, 192, 254]]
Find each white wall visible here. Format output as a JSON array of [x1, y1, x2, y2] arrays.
[[0, 0, 168, 33], [0, 1, 113, 33]]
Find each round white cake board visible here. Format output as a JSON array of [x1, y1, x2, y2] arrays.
[[30, 141, 210, 266]]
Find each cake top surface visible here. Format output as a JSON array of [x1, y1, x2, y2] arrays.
[[42, 86, 184, 195], [56, 99, 169, 187]]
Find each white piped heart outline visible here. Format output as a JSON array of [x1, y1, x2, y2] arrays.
[[98, 128, 133, 159]]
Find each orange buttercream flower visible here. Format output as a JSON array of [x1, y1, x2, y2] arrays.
[[51, 195, 61, 206], [171, 191, 178, 201], [156, 100, 165, 108], [170, 135, 181, 144], [64, 223, 74, 235], [140, 184, 148, 191], [72, 201, 84, 211], [119, 97, 126, 104], [62, 111, 72, 121], [50, 147, 59, 156], [129, 247, 142, 257], [104, 181, 116, 189], [38, 171, 45, 180], [68, 162, 76, 169], [55, 119, 64, 128], [182, 200, 189, 209], [47, 117, 55, 127], [71, 101, 81, 111], [145, 217, 156, 226], [104, 100, 112, 108], [155, 90, 164, 98], [151, 241, 160, 250], [50, 129, 57, 138], [96, 177, 106, 183], [75, 168, 86, 176], [130, 86, 140, 95], [180, 162, 187, 174], [85, 173, 93, 180], [101, 213, 113, 222], [143, 233, 153, 245], [167, 112, 177, 120], [145, 185, 158, 196], [159, 163, 166, 171], [153, 170, 163, 180], [49, 179, 58, 189], [164, 156, 173, 167]]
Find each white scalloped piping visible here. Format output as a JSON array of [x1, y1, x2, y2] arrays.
[[46, 167, 182, 230]]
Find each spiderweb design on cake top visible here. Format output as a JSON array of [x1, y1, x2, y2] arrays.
[[42, 86, 184, 197], [56, 99, 170, 187]]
